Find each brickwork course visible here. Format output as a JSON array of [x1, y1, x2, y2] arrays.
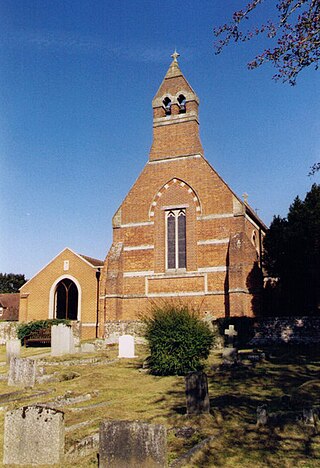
[[19, 53, 266, 339]]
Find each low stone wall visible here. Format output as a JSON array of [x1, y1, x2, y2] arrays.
[[104, 321, 146, 339], [250, 316, 320, 347], [0, 322, 18, 344]]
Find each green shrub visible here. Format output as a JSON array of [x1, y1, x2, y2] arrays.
[[143, 304, 214, 376], [17, 319, 71, 343]]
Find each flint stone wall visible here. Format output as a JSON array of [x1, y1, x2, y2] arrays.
[[250, 317, 320, 346], [104, 321, 146, 339], [0, 322, 18, 344], [3, 405, 64, 465]]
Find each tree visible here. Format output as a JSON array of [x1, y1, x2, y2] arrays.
[[0, 273, 27, 293], [214, 0, 320, 85], [263, 184, 320, 315]]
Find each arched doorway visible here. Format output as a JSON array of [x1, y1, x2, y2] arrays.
[[54, 278, 78, 320]]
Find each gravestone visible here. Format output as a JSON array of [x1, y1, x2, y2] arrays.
[[221, 347, 238, 365], [256, 404, 268, 426], [6, 339, 21, 364], [99, 420, 167, 468], [185, 371, 210, 414], [3, 405, 64, 465], [51, 324, 75, 357], [81, 342, 96, 353], [8, 357, 36, 388], [224, 324, 238, 348], [118, 334, 135, 358]]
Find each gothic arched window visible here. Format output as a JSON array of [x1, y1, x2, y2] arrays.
[[55, 278, 78, 320], [166, 209, 186, 269]]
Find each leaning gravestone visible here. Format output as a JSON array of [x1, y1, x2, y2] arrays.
[[6, 339, 21, 364], [185, 371, 210, 415], [8, 357, 36, 388], [3, 405, 64, 465], [99, 420, 167, 468], [51, 324, 75, 356], [118, 334, 135, 358]]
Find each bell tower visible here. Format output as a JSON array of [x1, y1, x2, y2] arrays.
[[149, 51, 203, 161]]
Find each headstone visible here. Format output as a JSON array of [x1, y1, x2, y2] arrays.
[[185, 371, 210, 415], [224, 324, 238, 348], [256, 404, 268, 426], [6, 339, 21, 364], [99, 420, 167, 468], [3, 405, 64, 465], [221, 347, 238, 365], [302, 408, 316, 427], [118, 334, 135, 358], [81, 342, 96, 353], [51, 324, 75, 357], [8, 357, 36, 387]]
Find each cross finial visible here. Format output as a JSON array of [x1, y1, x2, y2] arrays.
[[171, 49, 180, 63]]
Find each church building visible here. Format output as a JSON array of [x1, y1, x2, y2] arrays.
[[19, 53, 266, 339], [99, 52, 266, 334]]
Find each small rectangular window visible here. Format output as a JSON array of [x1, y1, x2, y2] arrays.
[[166, 209, 186, 269]]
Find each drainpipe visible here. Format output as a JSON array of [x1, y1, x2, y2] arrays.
[[95, 268, 101, 339]]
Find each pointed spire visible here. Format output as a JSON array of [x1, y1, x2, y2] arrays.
[[165, 49, 182, 79]]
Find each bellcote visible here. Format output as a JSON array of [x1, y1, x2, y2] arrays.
[[149, 52, 203, 161]]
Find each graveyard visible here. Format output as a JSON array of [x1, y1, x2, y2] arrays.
[[0, 333, 319, 467]]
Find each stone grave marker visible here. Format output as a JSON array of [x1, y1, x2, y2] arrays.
[[99, 420, 167, 468], [81, 342, 96, 353], [3, 405, 64, 465], [185, 371, 210, 415], [51, 324, 75, 357], [256, 404, 268, 426], [6, 339, 21, 364], [224, 324, 238, 348], [118, 334, 135, 358], [8, 357, 36, 388]]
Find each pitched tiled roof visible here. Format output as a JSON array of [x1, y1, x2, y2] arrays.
[[78, 254, 104, 268], [0, 293, 20, 321]]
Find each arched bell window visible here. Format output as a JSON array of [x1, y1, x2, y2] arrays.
[[177, 94, 186, 113], [54, 278, 78, 320], [163, 97, 172, 115]]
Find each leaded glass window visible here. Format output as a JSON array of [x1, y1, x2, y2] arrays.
[[166, 209, 186, 269]]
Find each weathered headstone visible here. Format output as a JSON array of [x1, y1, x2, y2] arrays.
[[3, 405, 64, 465], [118, 334, 135, 358], [51, 324, 75, 356], [221, 347, 238, 365], [81, 342, 96, 353], [224, 324, 238, 348], [256, 404, 268, 426], [6, 339, 21, 364], [99, 420, 167, 468], [8, 357, 36, 387], [185, 371, 210, 415]]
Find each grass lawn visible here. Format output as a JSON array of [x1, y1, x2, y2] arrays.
[[0, 344, 319, 467]]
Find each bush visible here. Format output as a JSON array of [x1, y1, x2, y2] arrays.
[[17, 319, 71, 343], [143, 304, 214, 376]]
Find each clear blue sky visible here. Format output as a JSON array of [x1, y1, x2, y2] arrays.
[[1, 1, 319, 279]]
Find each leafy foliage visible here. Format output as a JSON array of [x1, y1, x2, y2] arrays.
[[17, 319, 70, 342], [143, 304, 214, 376], [263, 183, 320, 315], [214, 0, 320, 85], [0, 273, 26, 293]]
